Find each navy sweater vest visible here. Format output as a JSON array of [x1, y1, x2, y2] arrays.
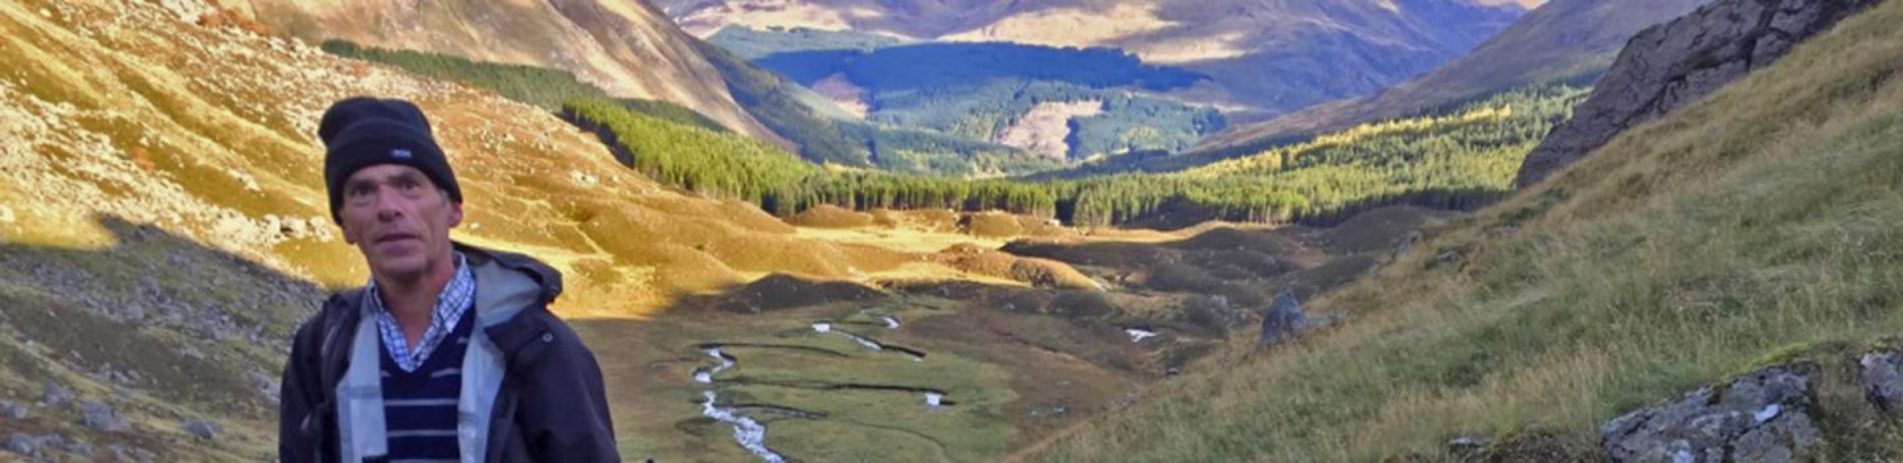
[[376, 312, 475, 461]]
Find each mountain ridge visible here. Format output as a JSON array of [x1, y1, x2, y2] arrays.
[[659, 0, 1530, 118], [205, 0, 792, 148]]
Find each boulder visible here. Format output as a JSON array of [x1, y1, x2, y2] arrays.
[[1860, 351, 1902, 413], [1257, 288, 1310, 349], [1600, 365, 1819, 462], [41, 379, 71, 406], [0, 399, 25, 420], [5, 433, 37, 457], [183, 419, 222, 441], [80, 400, 130, 432]]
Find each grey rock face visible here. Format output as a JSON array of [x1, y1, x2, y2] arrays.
[[0, 400, 26, 420], [41, 380, 71, 406], [1514, 0, 1876, 188], [63, 435, 91, 457], [1600, 366, 1819, 462], [1257, 288, 1309, 349], [80, 400, 129, 432], [1861, 351, 1903, 413], [1447, 436, 1488, 460], [5, 433, 38, 457], [183, 419, 222, 441]]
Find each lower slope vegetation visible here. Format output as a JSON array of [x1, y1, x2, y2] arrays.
[[1030, 2, 1903, 460]]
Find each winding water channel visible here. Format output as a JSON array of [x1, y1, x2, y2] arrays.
[[695, 319, 949, 461]]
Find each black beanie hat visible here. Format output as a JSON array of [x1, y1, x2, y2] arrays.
[[319, 97, 462, 224]]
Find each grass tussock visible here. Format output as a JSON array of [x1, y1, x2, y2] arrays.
[[1031, 2, 1903, 461]]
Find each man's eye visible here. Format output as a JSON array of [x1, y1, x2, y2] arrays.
[[398, 179, 421, 190], [350, 185, 376, 198]]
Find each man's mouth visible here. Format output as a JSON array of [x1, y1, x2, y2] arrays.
[[374, 232, 420, 244]]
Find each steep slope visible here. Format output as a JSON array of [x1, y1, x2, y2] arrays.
[[1029, 0, 1903, 460], [1514, 0, 1875, 187], [659, 0, 1529, 118], [1193, 0, 1709, 157], [205, 0, 790, 147]]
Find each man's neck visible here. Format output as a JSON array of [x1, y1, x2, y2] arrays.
[[375, 253, 457, 343]]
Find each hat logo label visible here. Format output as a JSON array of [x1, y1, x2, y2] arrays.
[[391, 149, 413, 159]]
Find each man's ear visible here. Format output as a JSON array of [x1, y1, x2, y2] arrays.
[[448, 201, 464, 229], [339, 220, 357, 245]]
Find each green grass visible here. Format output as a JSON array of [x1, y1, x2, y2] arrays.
[[578, 295, 1128, 462], [1030, 2, 1903, 461]]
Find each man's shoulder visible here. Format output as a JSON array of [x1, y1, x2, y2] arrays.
[[293, 288, 367, 342], [506, 308, 599, 365]]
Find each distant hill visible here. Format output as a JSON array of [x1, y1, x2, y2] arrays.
[[658, 0, 1530, 119], [1193, 0, 1710, 155], [709, 27, 1225, 161], [208, 0, 791, 147]]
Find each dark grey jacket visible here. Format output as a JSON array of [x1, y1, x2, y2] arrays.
[[279, 243, 617, 462]]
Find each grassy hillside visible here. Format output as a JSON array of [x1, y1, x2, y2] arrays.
[[567, 91, 1558, 230], [320, 39, 731, 132], [1030, 1, 1903, 460], [1, 1, 1530, 461], [709, 25, 905, 60], [215, 0, 784, 143], [711, 27, 1224, 161], [323, 35, 1065, 177], [866, 80, 1224, 160], [693, 38, 1070, 176]]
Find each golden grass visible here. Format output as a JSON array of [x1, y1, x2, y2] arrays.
[[1031, 1, 1903, 461]]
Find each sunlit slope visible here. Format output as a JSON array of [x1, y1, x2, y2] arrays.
[[1031, 1, 1903, 460]]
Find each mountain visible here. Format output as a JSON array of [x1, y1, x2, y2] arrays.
[[657, 0, 1531, 119], [1028, 0, 1903, 459], [204, 0, 790, 146], [2, 0, 1425, 460], [1193, 0, 1709, 156], [0, 0, 955, 457], [705, 28, 1226, 163]]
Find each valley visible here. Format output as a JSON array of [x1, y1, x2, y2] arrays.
[[8, 0, 1903, 461], [582, 205, 1444, 461]]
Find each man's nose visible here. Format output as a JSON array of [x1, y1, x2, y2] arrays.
[[372, 186, 407, 221]]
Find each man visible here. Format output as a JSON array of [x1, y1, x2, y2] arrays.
[[279, 97, 618, 462]]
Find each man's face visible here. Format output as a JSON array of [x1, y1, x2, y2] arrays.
[[338, 164, 462, 281]]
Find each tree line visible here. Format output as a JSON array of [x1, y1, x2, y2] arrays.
[[562, 82, 1585, 228]]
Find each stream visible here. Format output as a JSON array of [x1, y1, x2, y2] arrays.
[[696, 319, 948, 462], [812, 321, 927, 361], [699, 390, 785, 463], [695, 346, 785, 462]]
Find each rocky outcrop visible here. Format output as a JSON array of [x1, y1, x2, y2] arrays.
[[1600, 366, 1820, 462], [182, 419, 222, 441], [0, 400, 25, 420], [1257, 289, 1309, 349], [1598, 346, 1903, 462], [1861, 351, 1903, 413], [1514, 0, 1875, 188], [80, 401, 131, 433]]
